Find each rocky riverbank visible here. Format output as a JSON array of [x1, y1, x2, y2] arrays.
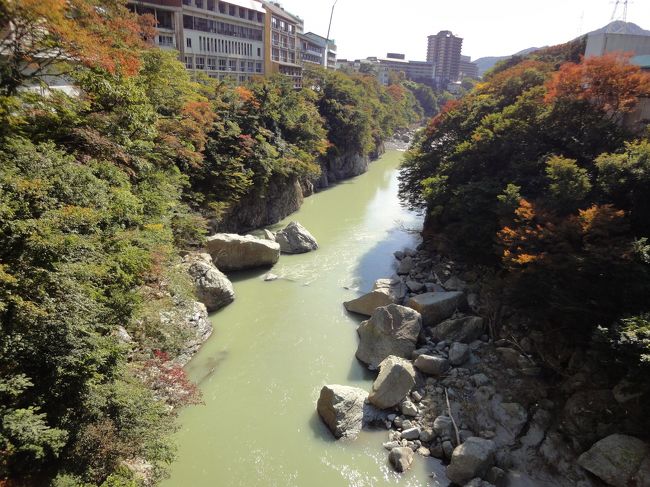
[[318, 238, 650, 487]]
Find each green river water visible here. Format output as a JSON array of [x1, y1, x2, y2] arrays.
[[163, 150, 449, 487]]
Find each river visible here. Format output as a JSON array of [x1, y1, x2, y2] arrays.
[[163, 150, 449, 487]]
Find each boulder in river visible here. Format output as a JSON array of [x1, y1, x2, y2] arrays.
[[389, 447, 414, 473], [446, 437, 497, 485], [577, 434, 649, 487], [406, 292, 465, 327], [317, 385, 367, 440], [356, 305, 421, 368], [431, 316, 485, 343], [274, 221, 318, 254], [182, 253, 235, 312], [344, 279, 406, 316], [206, 233, 280, 271], [368, 355, 416, 409]]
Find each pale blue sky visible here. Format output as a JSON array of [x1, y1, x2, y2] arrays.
[[275, 0, 650, 61]]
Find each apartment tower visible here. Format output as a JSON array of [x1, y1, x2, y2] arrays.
[[426, 30, 463, 83]]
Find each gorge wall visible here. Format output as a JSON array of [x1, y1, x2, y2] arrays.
[[217, 141, 386, 233]]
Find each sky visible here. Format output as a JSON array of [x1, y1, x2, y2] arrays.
[[274, 0, 650, 61]]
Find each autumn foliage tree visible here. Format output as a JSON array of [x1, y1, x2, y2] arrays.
[[401, 43, 650, 382], [0, 0, 154, 95]]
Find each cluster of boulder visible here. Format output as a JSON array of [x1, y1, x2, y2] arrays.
[[175, 221, 317, 362], [321, 243, 650, 487]]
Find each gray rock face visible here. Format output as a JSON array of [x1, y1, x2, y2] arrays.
[[389, 447, 414, 473], [447, 437, 497, 485], [414, 355, 450, 376], [406, 292, 465, 327], [274, 221, 318, 254], [206, 233, 280, 271], [165, 301, 212, 366], [317, 385, 367, 440], [431, 316, 485, 343], [183, 253, 235, 312], [577, 434, 649, 487], [449, 342, 470, 366], [344, 279, 405, 317], [356, 305, 422, 368], [368, 356, 416, 409]]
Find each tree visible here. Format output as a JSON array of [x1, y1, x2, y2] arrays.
[[545, 53, 650, 116], [0, 0, 154, 95]]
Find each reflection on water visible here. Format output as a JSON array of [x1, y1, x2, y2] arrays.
[[163, 151, 446, 487]]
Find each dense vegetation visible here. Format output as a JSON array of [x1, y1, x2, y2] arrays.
[[0, 2, 424, 485], [400, 40, 650, 398]]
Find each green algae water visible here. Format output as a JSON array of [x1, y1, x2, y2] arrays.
[[163, 150, 448, 487]]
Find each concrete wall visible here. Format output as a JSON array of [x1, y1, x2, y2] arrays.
[[586, 33, 650, 57]]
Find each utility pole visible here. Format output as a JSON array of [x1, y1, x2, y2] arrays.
[[324, 0, 338, 69]]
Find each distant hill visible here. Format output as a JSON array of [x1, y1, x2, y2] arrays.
[[473, 21, 650, 77], [474, 47, 541, 77], [587, 20, 650, 36]]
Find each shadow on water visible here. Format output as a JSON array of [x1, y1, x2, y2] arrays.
[[347, 356, 377, 382], [353, 222, 422, 293], [195, 350, 229, 386], [308, 410, 338, 443]]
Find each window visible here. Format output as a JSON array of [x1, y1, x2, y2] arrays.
[[239, 7, 245, 19], [240, 60, 246, 72], [218, 2, 225, 13], [289, 52, 295, 64], [195, 0, 203, 8], [272, 48, 279, 62], [183, 15, 193, 29], [158, 35, 173, 47], [271, 17, 278, 29], [280, 20, 285, 31], [186, 37, 192, 48], [196, 56, 205, 69], [183, 0, 190, 4], [272, 32, 279, 46], [185, 56, 193, 69], [247, 61, 254, 72], [219, 59, 227, 71], [229, 4, 235, 16], [239, 75, 247, 83], [208, 58, 216, 70], [255, 62, 262, 73], [257, 12, 263, 23], [156, 10, 173, 29], [288, 24, 294, 34], [229, 59, 237, 71], [257, 47, 261, 57], [207, 0, 215, 10]]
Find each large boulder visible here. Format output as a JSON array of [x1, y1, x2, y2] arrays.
[[431, 316, 485, 343], [446, 437, 497, 485], [448, 342, 470, 366], [356, 305, 422, 368], [406, 292, 465, 327], [577, 434, 649, 487], [414, 355, 450, 376], [317, 385, 367, 440], [206, 233, 280, 271], [368, 356, 416, 409], [274, 221, 318, 254], [389, 447, 414, 473], [344, 279, 406, 316], [182, 253, 235, 312]]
